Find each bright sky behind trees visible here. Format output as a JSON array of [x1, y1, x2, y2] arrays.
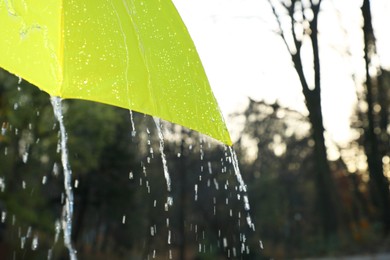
[[173, 0, 390, 144]]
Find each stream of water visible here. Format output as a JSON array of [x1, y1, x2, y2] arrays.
[[153, 118, 172, 201], [229, 146, 255, 230], [50, 97, 77, 260]]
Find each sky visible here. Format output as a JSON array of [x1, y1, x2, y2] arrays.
[[172, 0, 390, 145]]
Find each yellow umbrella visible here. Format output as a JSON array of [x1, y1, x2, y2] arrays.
[[0, 0, 232, 146]]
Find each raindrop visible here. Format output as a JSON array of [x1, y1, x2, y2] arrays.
[[26, 227, 32, 238], [52, 163, 60, 177], [167, 230, 171, 244], [42, 176, 47, 185], [122, 215, 126, 224], [31, 236, 39, 250], [0, 178, 5, 192], [146, 181, 150, 193], [243, 195, 250, 210], [1, 211, 6, 223], [21, 237, 26, 249], [142, 165, 147, 177], [207, 161, 212, 174], [129, 171, 133, 179], [194, 184, 198, 201], [150, 227, 154, 236], [54, 220, 61, 243], [223, 237, 228, 248], [246, 214, 253, 227], [213, 178, 219, 190], [22, 152, 29, 163], [167, 196, 173, 206], [129, 110, 136, 137], [1, 122, 6, 135]]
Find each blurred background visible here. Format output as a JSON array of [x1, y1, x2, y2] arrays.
[[1, 0, 390, 259]]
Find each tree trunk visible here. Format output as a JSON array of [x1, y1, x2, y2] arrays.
[[268, 0, 340, 239], [361, 0, 390, 235], [291, 1, 339, 238]]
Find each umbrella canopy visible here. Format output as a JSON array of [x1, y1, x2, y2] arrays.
[[0, 0, 232, 145]]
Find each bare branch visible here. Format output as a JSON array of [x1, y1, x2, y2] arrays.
[[289, 1, 302, 53], [266, 0, 293, 54]]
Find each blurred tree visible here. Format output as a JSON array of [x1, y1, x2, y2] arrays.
[[359, 0, 390, 235], [267, 0, 339, 238], [233, 99, 317, 257]]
